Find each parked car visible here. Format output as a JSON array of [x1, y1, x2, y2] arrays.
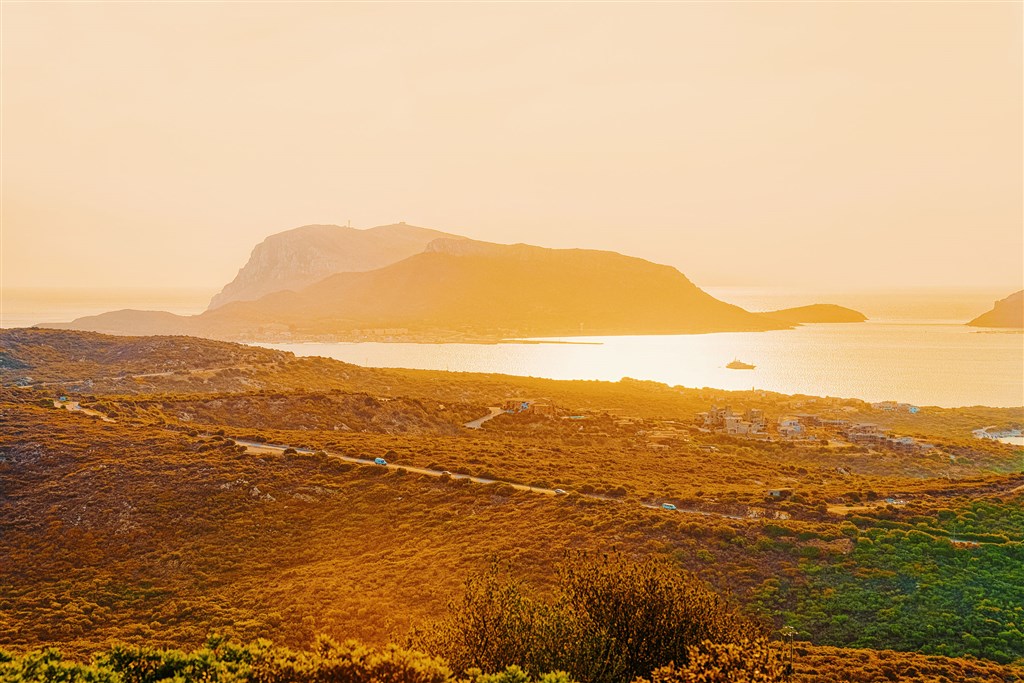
[[661, 503, 677, 511], [554, 489, 567, 495], [373, 457, 387, 466]]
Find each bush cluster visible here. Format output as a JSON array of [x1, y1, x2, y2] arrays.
[[414, 554, 770, 683]]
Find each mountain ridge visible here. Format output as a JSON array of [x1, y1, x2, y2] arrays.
[[43, 225, 867, 342], [207, 222, 458, 310], [133, 238, 790, 339]]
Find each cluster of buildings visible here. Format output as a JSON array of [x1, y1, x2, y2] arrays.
[[352, 327, 410, 338], [972, 426, 1022, 440], [694, 406, 934, 451], [694, 406, 768, 436], [841, 423, 930, 450], [501, 398, 558, 417], [696, 405, 823, 440], [870, 401, 920, 414]]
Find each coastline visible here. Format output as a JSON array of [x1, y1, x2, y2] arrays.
[[254, 321, 1024, 410]]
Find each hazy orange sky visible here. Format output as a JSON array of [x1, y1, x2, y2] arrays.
[[2, 2, 1021, 293]]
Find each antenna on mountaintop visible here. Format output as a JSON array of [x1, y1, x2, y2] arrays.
[[347, 219, 351, 227]]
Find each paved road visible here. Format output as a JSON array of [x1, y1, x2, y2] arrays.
[[53, 400, 116, 422], [231, 441, 766, 519], [234, 440, 561, 495], [53, 397, 754, 521], [639, 501, 746, 520], [44, 396, 1024, 535], [237, 439, 762, 519], [464, 406, 504, 429]]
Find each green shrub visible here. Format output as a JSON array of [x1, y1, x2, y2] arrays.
[[416, 554, 761, 683], [636, 639, 784, 683]]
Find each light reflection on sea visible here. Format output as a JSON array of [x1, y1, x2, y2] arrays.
[[259, 322, 1024, 409]]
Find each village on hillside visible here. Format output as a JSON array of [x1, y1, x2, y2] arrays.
[[488, 396, 938, 454]]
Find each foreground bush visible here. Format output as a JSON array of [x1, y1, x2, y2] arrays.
[[2, 636, 451, 683], [0, 648, 120, 683], [636, 639, 785, 683], [415, 554, 767, 683], [0, 637, 578, 683]]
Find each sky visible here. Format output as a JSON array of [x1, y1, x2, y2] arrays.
[[2, 1, 1021, 294]]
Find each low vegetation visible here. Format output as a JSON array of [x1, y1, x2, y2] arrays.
[[1, 329, 1022, 682], [414, 555, 765, 682]]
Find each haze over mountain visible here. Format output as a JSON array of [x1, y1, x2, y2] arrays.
[[208, 223, 457, 309], [206, 238, 788, 337], [5, 4, 1021, 294], [967, 290, 1024, 329], [42, 229, 857, 340]]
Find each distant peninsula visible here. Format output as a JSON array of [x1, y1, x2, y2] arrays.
[[42, 223, 865, 343], [761, 304, 867, 325], [967, 290, 1023, 328]]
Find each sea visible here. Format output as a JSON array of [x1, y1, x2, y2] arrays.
[[3, 286, 1022, 410], [1, 288, 213, 329]]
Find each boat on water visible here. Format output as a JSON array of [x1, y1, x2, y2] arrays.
[[726, 359, 756, 370]]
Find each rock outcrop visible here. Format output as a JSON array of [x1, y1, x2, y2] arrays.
[[207, 223, 458, 309], [967, 291, 1024, 328]]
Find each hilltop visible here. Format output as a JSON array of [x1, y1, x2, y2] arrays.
[[208, 223, 458, 310], [968, 290, 1024, 328]]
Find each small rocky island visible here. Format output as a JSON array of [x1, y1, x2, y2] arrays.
[[760, 304, 867, 325]]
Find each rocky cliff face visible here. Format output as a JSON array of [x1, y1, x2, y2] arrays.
[[207, 223, 458, 309], [968, 290, 1024, 328]]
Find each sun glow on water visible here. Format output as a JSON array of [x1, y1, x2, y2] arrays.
[[261, 321, 1024, 409]]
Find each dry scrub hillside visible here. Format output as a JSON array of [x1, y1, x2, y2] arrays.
[[1, 399, 799, 655], [2, 330, 1023, 680], [91, 390, 484, 435], [76, 388, 1023, 521], [2, 393, 1022, 673]]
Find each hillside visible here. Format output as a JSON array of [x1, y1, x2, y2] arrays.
[[761, 303, 867, 324], [0, 327, 290, 384], [208, 223, 459, 310], [968, 290, 1024, 328], [3, 329, 1024, 681], [2, 393, 1023, 680]]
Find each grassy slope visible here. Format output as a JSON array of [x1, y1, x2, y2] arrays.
[[2, 329, 1024, 680]]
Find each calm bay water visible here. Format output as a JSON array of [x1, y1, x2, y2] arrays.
[[5, 287, 1021, 409], [260, 322, 1024, 409]]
